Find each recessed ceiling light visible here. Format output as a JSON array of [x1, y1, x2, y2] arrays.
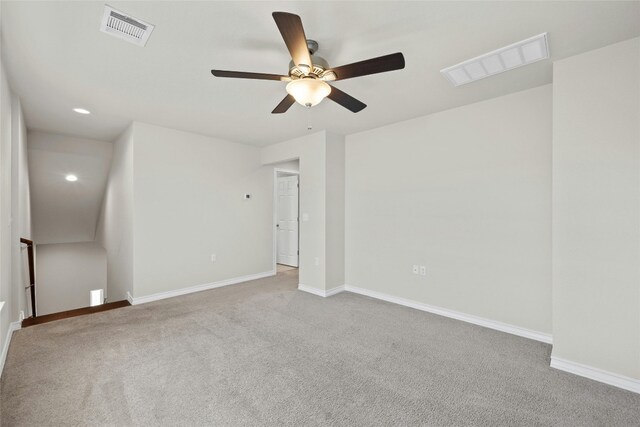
[[65, 174, 78, 182], [441, 33, 549, 87], [73, 108, 91, 115]]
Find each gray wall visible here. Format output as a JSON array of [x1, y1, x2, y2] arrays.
[[131, 122, 274, 298], [0, 57, 33, 378], [325, 132, 346, 291], [0, 59, 14, 352], [261, 131, 347, 294], [345, 85, 553, 334], [96, 126, 134, 302], [35, 242, 106, 315], [552, 37, 640, 379], [11, 96, 31, 319], [0, 55, 33, 370], [273, 160, 299, 172], [27, 131, 112, 245], [262, 132, 328, 291]]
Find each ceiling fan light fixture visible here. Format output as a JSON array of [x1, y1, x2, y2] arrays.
[[286, 78, 331, 108], [320, 70, 337, 81], [210, 12, 404, 113], [297, 64, 311, 75]]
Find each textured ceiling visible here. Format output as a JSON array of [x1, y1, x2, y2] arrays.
[[2, 1, 639, 146]]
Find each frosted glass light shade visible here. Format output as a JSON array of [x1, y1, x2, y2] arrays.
[[286, 78, 331, 107]]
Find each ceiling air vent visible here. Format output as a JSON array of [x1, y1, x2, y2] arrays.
[[100, 5, 155, 47], [441, 33, 549, 86]]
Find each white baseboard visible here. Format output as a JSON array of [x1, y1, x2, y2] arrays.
[[1, 321, 22, 378], [126, 292, 134, 305], [343, 284, 553, 344], [326, 285, 346, 297], [551, 356, 640, 394], [130, 270, 276, 305], [297, 284, 325, 297], [298, 284, 345, 298]]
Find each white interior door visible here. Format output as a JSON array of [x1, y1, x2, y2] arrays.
[[277, 175, 299, 267]]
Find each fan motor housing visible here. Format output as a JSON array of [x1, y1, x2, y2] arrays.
[[288, 40, 333, 79]]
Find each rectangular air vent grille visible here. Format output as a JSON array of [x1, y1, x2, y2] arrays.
[[441, 33, 549, 86], [107, 11, 147, 39], [100, 5, 155, 47]]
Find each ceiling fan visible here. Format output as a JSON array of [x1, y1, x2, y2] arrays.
[[211, 12, 405, 114]]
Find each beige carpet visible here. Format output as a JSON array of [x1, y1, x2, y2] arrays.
[[2, 269, 639, 426], [276, 264, 297, 273]]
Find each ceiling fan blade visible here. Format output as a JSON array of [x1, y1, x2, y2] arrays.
[[327, 85, 367, 113], [272, 94, 296, 114], [272, 12, 313, 70], [211, 70, 289, 81], [330, 52, 405, 81]]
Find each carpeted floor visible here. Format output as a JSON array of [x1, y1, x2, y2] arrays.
[[2, 269, 639, 426], [276, 264, 298, 273]]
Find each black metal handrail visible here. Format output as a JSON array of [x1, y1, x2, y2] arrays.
[[20, 238, 36, 318]]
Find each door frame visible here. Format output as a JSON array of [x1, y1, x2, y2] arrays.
[[273, 168, 300, 272]]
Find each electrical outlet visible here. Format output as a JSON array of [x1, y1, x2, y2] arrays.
[[412, 265, 419, 274], [314, 257, 320, 266], [420, 265, 426, 276], [210, 254, 217, 263]]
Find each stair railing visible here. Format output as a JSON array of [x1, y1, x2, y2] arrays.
[[20, 238, 36, 318]]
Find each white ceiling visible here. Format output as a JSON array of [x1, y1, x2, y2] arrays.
[[2, 1, 639, 146], [28, 131, 112, 245]]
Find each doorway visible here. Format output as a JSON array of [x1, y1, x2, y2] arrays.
[[274, 169, 299, 269]]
